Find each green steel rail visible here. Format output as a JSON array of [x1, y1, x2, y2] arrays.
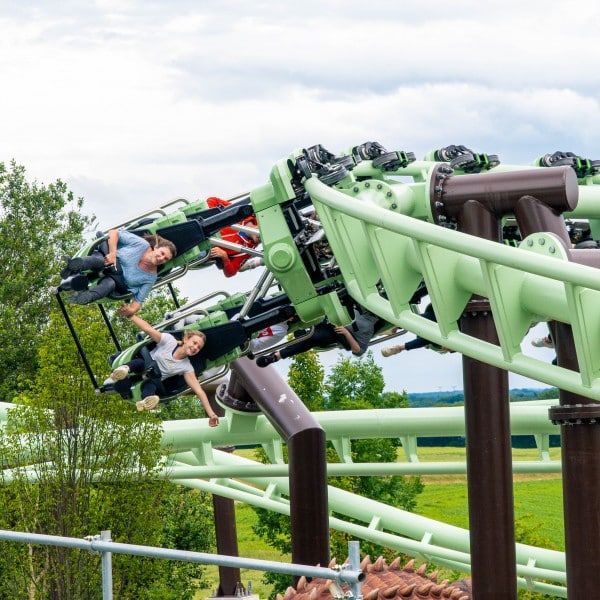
[[250, 146, 600, 400], [12, 146, 600, 597], [159, 400, 565, 598], [0, 400, 566, 596], [309, 177, 600, 398]]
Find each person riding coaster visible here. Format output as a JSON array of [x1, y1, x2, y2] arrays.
[[55, 196, 260, 310], [106, 313, 219, 423], [102, 294, 301, 408], [59, 229, 177, 316]]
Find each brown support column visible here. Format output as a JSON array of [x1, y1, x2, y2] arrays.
[[462, 310, 515, 599], [513, 195, 572, 248], [515, 193, 600, 596], [205, 379, 242, 596], [213, 494, 242, 596], [458, 200, 517, 599], [548, 323, 600, 599], [226, 358, 329, 577]]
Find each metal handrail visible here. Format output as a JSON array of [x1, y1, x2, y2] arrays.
[[0, 530, 364, 600]]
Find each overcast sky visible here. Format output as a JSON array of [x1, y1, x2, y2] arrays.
[[1, 1, 593, 393]]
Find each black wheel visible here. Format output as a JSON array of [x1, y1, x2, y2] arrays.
[[373, 151, 403, 170], [449, 152, 475, 170], [318, 164, 348, 185]]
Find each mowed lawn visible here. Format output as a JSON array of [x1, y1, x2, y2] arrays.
[[415, 446, 564, 551], [198, 445, 565, 598]]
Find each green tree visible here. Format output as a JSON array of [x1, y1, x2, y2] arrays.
[[0, 304, 215, 598], [324, 352, 423, 561], [286, 350, 324, 411], [0, 160, 91, 401], [534, 388, 559, 400]]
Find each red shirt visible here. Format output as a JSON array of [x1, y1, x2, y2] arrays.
[[207, 197, 259, 277]]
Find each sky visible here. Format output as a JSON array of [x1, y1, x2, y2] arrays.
[[1, 0, 596, 393]]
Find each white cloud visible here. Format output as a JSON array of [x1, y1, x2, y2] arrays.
[[0, 0, 593, 393]]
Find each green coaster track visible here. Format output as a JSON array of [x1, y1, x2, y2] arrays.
[[16, 142, 600, 597]]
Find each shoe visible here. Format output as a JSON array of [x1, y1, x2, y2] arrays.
[[136, 395, 160, 411], [110, 365, 130, 382], [531, 336, 554, 349], [69, 274, 90, 291], [381, 345, 402, 357], [60, 256, 85, 279], [256, 354, 278, 368], [67, 290, 97, 305], [58, 274, 89, 292]]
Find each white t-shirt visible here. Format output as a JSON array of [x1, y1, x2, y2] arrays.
[[249, 322, 289, 353], [150, 332, 194, 379]]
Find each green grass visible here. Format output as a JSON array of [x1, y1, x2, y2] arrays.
[[198, 446, 565, 597], [415, 446, 565, 550], [199, 502, 287, 600], [416, 479, 564, 550]]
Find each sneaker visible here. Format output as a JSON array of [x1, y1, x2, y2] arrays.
[[256, 354, 278, 368], [381, 345, 402, 357], [531, 336, 554, 349], [110, 365, 130, 382], [136, 395, 160, 411], [60, 256, 85, 279], [67, 290, 97, 305]]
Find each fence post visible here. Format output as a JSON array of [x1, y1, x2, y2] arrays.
[[100, 530, 113, 600], [347, 541, 362, 600]]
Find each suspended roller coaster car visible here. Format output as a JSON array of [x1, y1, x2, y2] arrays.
[[56, 139, 600, 410]]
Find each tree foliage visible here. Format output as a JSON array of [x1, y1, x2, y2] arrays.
[[286, 350, 324, 411], [0, 160, 91, 401], [324, 353, 423, 562], [0, 262, 214, 596]]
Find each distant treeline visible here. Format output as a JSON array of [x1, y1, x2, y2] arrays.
[[417, 435, 561, 448], [407, 387, 558, 408], [408, 387, 560, 448]]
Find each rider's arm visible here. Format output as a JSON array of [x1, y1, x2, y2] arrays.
[[117, 301, 144, 318], [126, 314, 162, 343], [105, 229, 119, 266], [334, 326, 361, 354], [184, 372, 219, 427]]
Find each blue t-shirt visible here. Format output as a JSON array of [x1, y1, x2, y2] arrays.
[[117, 230, 156, 303]]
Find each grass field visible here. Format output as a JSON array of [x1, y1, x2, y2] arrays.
[[415, 446, 564, 550], [198, 445, 565, 598]]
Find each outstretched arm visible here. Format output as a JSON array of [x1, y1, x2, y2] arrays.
[[184, 372, 219, 427], [117, 301, 143, 318], [123, 313, 162, 343]]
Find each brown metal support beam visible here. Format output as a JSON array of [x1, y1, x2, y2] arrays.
[[548, 322, 600, 599], [458, 200, 517, 599], [226, 358, 329, 578], [204, 379, 242, 596]]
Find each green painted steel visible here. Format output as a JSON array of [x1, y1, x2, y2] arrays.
[[309, 182, 600, 397], [249, 147, 600, 401], [19, 144, 600, 597], [169, 444, 567, 598], [0, 398, 566, 595]]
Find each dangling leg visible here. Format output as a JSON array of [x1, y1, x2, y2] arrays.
[[136, 379, 161, 411], [110, 357, 147, 399], [60, 252, 105, 278], [110, 357, 145, 381], [69, 276, 116, 305]]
